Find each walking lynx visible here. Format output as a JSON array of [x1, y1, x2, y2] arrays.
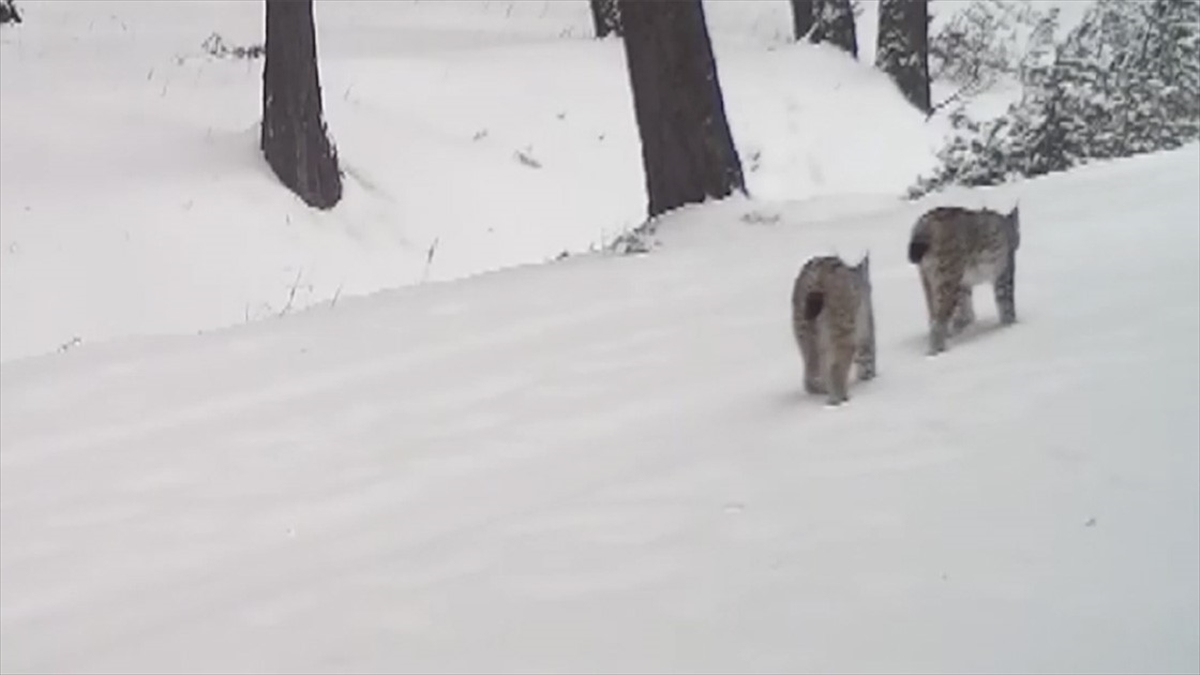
[[907, 204, 1021, 355], [790, 254, 877, 406]]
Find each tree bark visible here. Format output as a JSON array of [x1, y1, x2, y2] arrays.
[[618, 0, 745, 219], [589, 0, 622, 38], [790, 0, 814, 41], [810, 0, 857, 59], [876, 0, 931, 113], [261, 0, 342, 210]]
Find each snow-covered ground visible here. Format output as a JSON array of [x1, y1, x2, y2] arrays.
[[0, 0, 944, 362], [3, 1, 1196, 672], [3, 129, 1198, 672]]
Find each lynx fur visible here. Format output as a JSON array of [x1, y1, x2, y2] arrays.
[[907, 204, 1021, 355], [790, 254, 876, 405]]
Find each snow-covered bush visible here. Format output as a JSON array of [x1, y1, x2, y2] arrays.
[[0, 0, 21, 25], [912, 0, 1200, 198], [927, 0, 1061, 108]]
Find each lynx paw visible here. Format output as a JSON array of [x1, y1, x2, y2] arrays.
[[928, 327, 948, 356]]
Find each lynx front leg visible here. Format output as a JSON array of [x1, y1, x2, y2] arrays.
[[994, 254, 1017, 325], [950, 285, 975, 335], [855, 315, 876, 382]]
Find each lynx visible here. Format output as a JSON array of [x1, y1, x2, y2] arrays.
[[907, 204, 1021, 355], [790, 254, 877, 406]]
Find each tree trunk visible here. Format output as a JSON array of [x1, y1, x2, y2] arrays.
[[589, 0, 622, 38], [810, 0, 857, 59], [618, 0, 745, 219], [261, 0, 342, 210], [790, 0, 814, 41], [876, 0, 931, 113]]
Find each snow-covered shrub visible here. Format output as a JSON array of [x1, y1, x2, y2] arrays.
[[928, 0, 1061, 108], [0, 0, 21, 25], [912, 0, 1200, 198], [907, 110, 1014, 198]]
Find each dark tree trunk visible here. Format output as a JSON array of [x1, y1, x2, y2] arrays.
[[261, 0, 342, 210], [0, 0, 22, 24], [790, 0, 814, 41], [810, 0, 857, 59], [589, 0, 622, 38], [618, 0, 745, 219], [875, 0, 930, 113]]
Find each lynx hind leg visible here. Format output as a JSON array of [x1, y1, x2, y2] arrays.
[[928, 271, 962, 355], [994, 254, 1017, 325], [950, 285, 975, 335], [919, 267, 935, 328], [797, 323, 826, 395], [825, 342, 856, 406]]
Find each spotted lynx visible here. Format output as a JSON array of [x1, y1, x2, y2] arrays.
[[790, 254, 877, 405], [907, 204, 1021, 355]]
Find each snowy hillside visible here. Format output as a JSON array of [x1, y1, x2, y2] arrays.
[[2, 136, 1197, 672], [0, 0, 942, 362]]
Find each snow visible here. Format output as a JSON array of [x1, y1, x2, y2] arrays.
[[2, 1, 1197, 672], [0, 0, 941, 363], [3, 128, 1199, 670]]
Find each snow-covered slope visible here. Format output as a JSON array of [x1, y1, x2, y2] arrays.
[[0, 0, 940, 363], [2, 142, 1197, 673]]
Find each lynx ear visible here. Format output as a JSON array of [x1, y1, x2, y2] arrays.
[[858, 251, 871, 275], [1009, 201, 1020, 220]]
